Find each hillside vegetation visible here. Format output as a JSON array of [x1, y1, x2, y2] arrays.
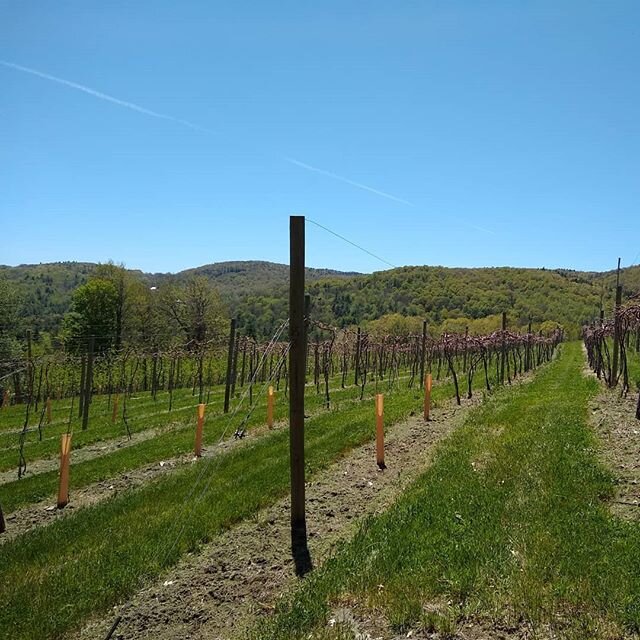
[[1, 260, 639, 340]]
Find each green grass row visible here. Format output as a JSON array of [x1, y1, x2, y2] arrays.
[[0, 375, 421, 513], [0, 370, 417, 472], [0, 374, 439, 639], [253, 343, 640, 639]]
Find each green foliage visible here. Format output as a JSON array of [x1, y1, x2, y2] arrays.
[[3, 261, 640, 344], [62, 279, 119, 352], [0, 277, 22, 374]]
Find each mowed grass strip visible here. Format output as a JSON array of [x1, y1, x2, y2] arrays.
[[0, 379, 438, 640], [254, 343, 640, 639], [0, 385, 227, 470], [0, 371, 411, 472], [0, 378, 415, 513]]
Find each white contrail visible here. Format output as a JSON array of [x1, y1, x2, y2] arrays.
[[470, 224, 497, 236], [0, 60, 217, 135], [2, 59, 413, 206], [283, 156, 414, 206]]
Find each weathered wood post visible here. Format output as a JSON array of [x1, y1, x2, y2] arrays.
[[78, 354, 86, 418], [424, 373, 433, 421], [81, 336, 94, 430], [57, 433, 72, 508], [195, 403, 205, 457], [224, 318, 237, 414], [289, 215, 310, 574], [26, 329, 33, 403], [500, 312, 507, 384], [267, 385, 275, 428], [376, 393, 385, 469], [354, 327, 362, 385], [419, 320, 427, 387], [611, 283, 623, 387]]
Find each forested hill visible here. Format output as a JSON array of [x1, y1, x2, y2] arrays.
[[1, 260, 639, 339], [0, 261, 358, 336]]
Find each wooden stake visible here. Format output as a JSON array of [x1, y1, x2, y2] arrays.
[[289, 215, 307, 549], [267, 386, 275, 428], [57, 433, 72, 509], [424, 373, 432, 421], [224, 318, 237, 414], [419, 320, 427, 387], [376, 394, 385, 469], [82, 336, 94, 430], [112, 394, 119, 423], [194, 403, 205, 457]]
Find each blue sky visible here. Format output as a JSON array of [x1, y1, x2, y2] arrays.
[[1, 1, 639, 274]]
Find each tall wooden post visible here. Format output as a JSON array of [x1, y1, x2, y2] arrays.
[[78, 355, 86, 418], [419, 320, 427, 386], [81, 337, 94, 430], [354, 327, 362, 385], [611, 284, 623, 387], [500, 312, 507, 384], [289, 215, 308, 568], [610, 258, 622, 388], [267, 386, 275, 428], [26, 329, 33, 402], [224, 318, 237, 414], [424, 373, 432, 421], [194, 403, 205, 457], [375, 394, 385, 469]]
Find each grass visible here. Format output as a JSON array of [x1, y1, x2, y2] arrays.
[[254, 343, 640, 639], [0, 374, 445, 640], [0, 375, 424, 513]]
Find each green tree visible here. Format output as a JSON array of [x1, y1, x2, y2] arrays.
[[0, 277, 22, 384], [160, 277, 227, 346], [62, 279, 119, 353]]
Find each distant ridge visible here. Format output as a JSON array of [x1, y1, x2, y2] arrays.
[[1, 260, 639, 338]]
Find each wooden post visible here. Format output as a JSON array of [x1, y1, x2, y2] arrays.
[[611, 284, 623, 388], [375, 393, 385, 469], [46, 398, 52, 424], [26, 329, 33, 402], [224, 318, 237, 414], [112, 394, 119, 423], [57, 433, 72, 509], [1, 389, 9, 409], [0, 502, 5, 534], [289, 215, 307, 553], [354, 327, 362, 385], [500, 312, 507, 384], [424, 373, 432, 421], [78, 355, 86, 418], [267, 385, 275, 428], [82, 337, 94, 430], [419, 320, 427, 386], [194, 403, 205, 457]]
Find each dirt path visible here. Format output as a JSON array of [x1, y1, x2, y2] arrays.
[[581, 344, 640, 521], [74, 396, 478, 640], [589, 384, 640, 520]]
